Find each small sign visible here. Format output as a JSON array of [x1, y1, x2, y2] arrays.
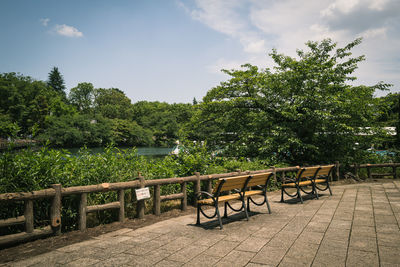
[[135, 187, 151, 200]]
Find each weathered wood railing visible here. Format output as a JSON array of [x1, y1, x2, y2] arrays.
[[0, 163, 343, 246], [351, 163, 400, 179]]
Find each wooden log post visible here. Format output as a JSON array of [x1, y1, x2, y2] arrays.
[[393, 166, 397, 179], [154, 184, 161, 216], [136, 174, 145, 219], [24, 199, 34, 233], [118, 189, 125, 222], [194, 172, 201, 206], [207, 175, 212, 194], [272, 166, 277, 184], [335, 161, 340, 181], [281, 171, 286, 184], [50, 184, 62, 235], [367, 164, 372, 179], [79, 193, 87, 231], [181, 181, 187, 211], [354, 164, 359, 179]]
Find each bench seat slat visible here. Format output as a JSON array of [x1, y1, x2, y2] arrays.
[[197, 193, 241, 205], [282, 180, 313, 187]]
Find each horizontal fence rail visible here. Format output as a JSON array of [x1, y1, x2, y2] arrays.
[[350, 163, 400, 179], [1, 161, 381, 246]]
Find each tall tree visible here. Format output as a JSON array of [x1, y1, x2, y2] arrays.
[[47, 67, 66, 98], [68, 82, 95, 114], [188, 38, 391, 164]]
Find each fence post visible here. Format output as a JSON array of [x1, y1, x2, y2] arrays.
[[393, 166, 397, 179], [354, 164, 359, 179], [367, 164, 372, 179], [153, 185, 161, 216], [24, 199, 34, 233], [272, 166, 277, 184], [335, 161, 340, 181], [79, 193, 87, 231], [118, 189, 125, 222], [181, 181, 187, 211], [137, 173, 145, 219], [50, 184, 62, 235], [194, 172, 201, 206]]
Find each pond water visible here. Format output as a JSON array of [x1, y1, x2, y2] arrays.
[[66, 147, 175, 157]]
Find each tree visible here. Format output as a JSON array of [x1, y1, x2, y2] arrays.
[[68, 82, 95, 114], [47, 67, 66, 98], [188, 38, 390, 164], [94, 88, 133, 119]]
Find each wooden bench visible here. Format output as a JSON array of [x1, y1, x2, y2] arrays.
[[280, 166, 320, 203], [196, 172, 273, 229], [281, 165, 334, 203], [313, 165, 334, 197]]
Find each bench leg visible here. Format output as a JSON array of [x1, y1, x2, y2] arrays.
[[297, 187, 304, 204], [216, 206, 223, 230], [327, 182, 333, 195], [280, 187, 284, 203], [243, 199, 249, 221], [313, 183, 319, 199], [265, 193, 271, 214], [247, 198, 250, 212], [196, 205, 201, 225], [223, 202, 228, 218]]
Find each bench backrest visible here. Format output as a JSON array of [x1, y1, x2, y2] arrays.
[[212, 175, 251, 194], [316, 165, 334, 177], [296, 166, 320, 180], [246, 172, 272, 187]]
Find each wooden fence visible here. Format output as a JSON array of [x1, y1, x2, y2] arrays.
[[0, 162, 341, 246], [351, 163, 400, 179]]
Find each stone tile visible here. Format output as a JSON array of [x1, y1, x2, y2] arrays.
[[328, 219, 352, 230], [377, 232, 400, 247], [349, 236, 377, 252], [167, 245, 208, 263], [221, 250, 255, 266], [91, 253, 137, 267], [350, 225, 376, 238], [379, 245, 400, 265], [375, 223, 400, 234], [196, 233, 226, 247], [159, 236, 197, 252], [252, 227, 281, 239], [64, 257, 101, 267], [312, 244, 347, 267], [154, 259, 183, 267], [236, 236, 270, 252], [297, 230, 324, 245], [183, 254, 221, 267], [267, 231, 298, 249], [375, 215, 398, 225], [284, 241, 319, 265], [127, 248, 172, 266], [251, 245, 288, 266], [346, 249, 379, 267], [203, 240, 239, 257]]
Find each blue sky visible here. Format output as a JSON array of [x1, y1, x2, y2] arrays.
[[1, 0, 399, 103]]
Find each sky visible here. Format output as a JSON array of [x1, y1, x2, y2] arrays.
[[1, 0, 399, 103]]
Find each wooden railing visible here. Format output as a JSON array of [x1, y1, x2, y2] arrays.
[[350, 163, 400, 179], [0, 163, 343, 246]]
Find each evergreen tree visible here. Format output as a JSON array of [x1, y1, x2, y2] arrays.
[[48, 67, 66, 98]]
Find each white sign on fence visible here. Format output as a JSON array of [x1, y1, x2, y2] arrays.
[[135, 187, 151, 201]]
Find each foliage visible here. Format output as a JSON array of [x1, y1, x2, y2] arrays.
[[94, 88, 134, 120], [187, 39, 391, 165], [47, 67, 66, 99], [68, 82, 95, 114]]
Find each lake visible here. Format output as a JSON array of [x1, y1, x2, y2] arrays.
[[66, 147, 175, 157]]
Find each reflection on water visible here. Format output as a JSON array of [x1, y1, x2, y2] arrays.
[[66, 147, 174, 157]]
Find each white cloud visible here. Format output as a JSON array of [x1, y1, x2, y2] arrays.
[[182, 0, 400, 92], [54, 24, 83, 38], [40, 18, 50, 26]]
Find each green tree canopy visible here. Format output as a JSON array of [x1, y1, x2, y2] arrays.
[[188, 38, 391, 164], [94, 88, 133, 119], [68, 82, 95, 114], [47, 67, 66, 98]]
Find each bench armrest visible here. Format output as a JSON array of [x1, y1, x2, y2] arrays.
[[196, 191, 214, 200]]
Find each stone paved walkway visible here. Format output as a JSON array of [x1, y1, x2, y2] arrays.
[[4, 181, 400, 267]]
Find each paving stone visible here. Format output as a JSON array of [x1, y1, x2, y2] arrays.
[[159, 236, 197, 252], [328, 219, 352, 230], [220, 250, 255, 266], [349, 236, 377, 252], [203, 240, 239, 257], [284, 241, 318, 265], [236, 236, 270, 252], [65, 257, 101, 266], [379, 245, 400, 265], [167, 245, 208, 263], [267, 231, 298, 249], [350, 225, 376, 238], [154, 259, 183, 267], [251, 245, 288, 266], [346, 249, 379, 267], [375, 223, 400, 234], [377, 232, 400, 247], [375, 215, 398, 225], [297, 230, 324, 245], [312, 243, 347, 267], [183, 254, 221, 267]]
